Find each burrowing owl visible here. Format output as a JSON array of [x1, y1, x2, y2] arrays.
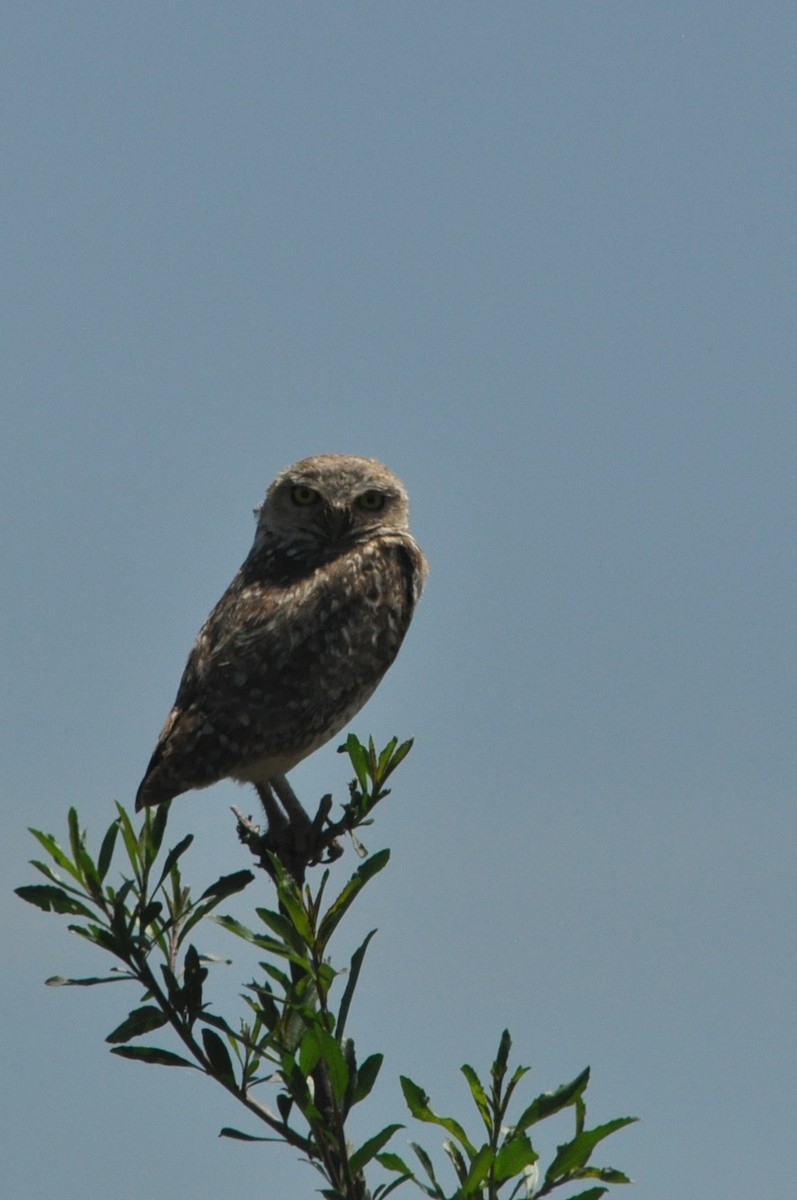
[[135, 455, 428, 813]]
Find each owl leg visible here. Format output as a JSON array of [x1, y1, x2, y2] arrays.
[[271, 773, 312, 831], [255, 781, 288, 834]]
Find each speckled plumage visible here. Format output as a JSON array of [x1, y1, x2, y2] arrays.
[[135, 455, 427, 811]]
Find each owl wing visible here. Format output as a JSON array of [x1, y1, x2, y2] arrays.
[[135, 537, 426, 810]]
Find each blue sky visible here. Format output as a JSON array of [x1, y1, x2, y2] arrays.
[[4, 4, 795, 1198]]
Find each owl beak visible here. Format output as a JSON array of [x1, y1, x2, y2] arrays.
[[324, 504, 354, 541]]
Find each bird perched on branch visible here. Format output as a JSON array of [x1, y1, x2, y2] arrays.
[[135, 454, 427, 831]]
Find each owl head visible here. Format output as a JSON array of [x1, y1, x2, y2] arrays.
[[254, 454, 412, 551]]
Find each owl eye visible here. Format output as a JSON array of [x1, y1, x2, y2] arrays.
[[357, 490, 386, 512], [291, 484, 321, 507]]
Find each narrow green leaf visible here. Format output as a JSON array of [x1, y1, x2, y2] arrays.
[[27, 828, 83, 882], [273, 882, 314, 945], [106, 1005, 169, 1044], [460, 1063, 491, 1131], [442, 1139, 468, 1185], [202, 1028, 236, 1083], [561, 1190, 608, 1200], [46, 973, 132, 986], [28, 859, 66, 885], [182, 944, 207, 1016], [376, 1151, 413, 1175], [400, 1077, 476, 1155], [376, 737, 399, 776], [199, 1011, 238, 1039], [515, 1067, 591, 1131], [137, 899, 164, 930], [298, 1028, 322, 1077], [255, 906, 309, 954], [352, 1052, 383, 1105], [97, 820, 121, 881], [198, 869, 254, 903], [110, 1045, 196, 1068], [383, 737, 414, 777], [491, 1029, 512, 1083], [570, 1166, 632, 1184], [144, 800, 170, 862], [317, 850, 390, 947], [153, 833, 194, 892], [214, 914, 258, 942], [374, 1172, 413, 1200], [115, 804, 143, 875], [463, 1143, 493, 1192], [15, 884, 96, 919], [67, 922, 124, 954], [160, 963, 183, 1008], [218, 1127, 274, 1142], [67, 807, 83, 869], [408, 1142, 445, 1197], [302, 1028, 349, 1104], [337, 929, 377, 1039], [344, 734, 370, 791], [349, 1124, 404, 1173], [493, 1134, 538, 1183], [546, 1118, 638, 1181]]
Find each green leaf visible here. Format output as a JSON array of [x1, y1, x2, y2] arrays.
[[299, 1028, 349, 1104], [383, 737, 413, 777], [344, 734, 370, 791], [463, 1143, 493, 1191], [115, 804, 143, 876], [15, 884, 96, 919], [502, 1062, 532, 1111], [376, 737, 399, 777], [46, 973, 133, 986], [460, 1063, 491, 1131], [97, 819, 121, 880], [198, 869, 254, 903], [67, 922, 124, 954], [337, 929, 377, 1039], [349, 1124, 404, 1173], [255, 906, 309, 955], [218, 1127, 275, 1142], [546, 1118, 638, 1181], [199, 1011, 238, 1039], [67, 807, 83, 870], [400, 1077, 476, 1156], [442, 1138, 468, 1185], [562, 1190, 609, 1200], [493, 1134, 538, 1183], [28, 859, 67, 885], [352, 1052, 383, 1105], [110, 1045, 196, 1068], [408, 1142, 445, 1197], [373, 1172, 413, 1200], [515, 1067, 591, 1130], [491, 1028, 512, 1084], [317, 850, 390, 948], [214, 913, 257, 942], [376, 1151, 413, 1175], [182, 944, 207, 1017], [27, 828, 83, 882], [153, 833, 194, 892], [106, 1006, 169, 1044], [202, 1028, 236, 1084], [143, 800, 170, 863], [570, 1167, 632, 1184], [273, 881, 314, 946]]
